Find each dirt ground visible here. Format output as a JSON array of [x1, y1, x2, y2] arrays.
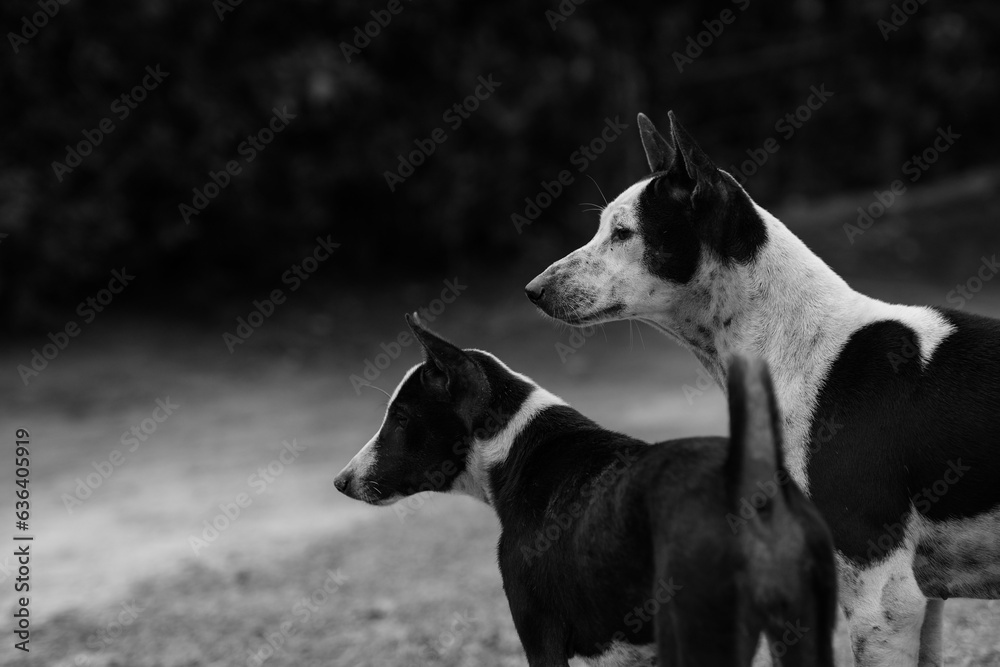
[[2, 281, 1000, 666]]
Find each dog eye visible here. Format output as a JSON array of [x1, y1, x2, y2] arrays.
[[612, 227, 633, 242], [394, 413, 409, 429]]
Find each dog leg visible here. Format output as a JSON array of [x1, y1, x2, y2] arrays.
[[661, 587, 754, 666], [765, 601, 838, 667], [839, 552, 926, 667], [511, 609, 571, 667], [750, 634, 773, 667], [916, 599, 943, 667], [523, 645, 570, 667], [749, 588, 853, 666], [519, 630, 571, 667], [831, 603, 857, 667]]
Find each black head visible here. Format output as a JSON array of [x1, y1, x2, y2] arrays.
[[334, 314, 532, 506]]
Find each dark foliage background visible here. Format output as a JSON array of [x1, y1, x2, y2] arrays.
[[1, 0, 998, 328]]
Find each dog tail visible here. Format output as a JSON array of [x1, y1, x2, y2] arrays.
[[724, 355, 788, 527], [725, 356, 839, 667]]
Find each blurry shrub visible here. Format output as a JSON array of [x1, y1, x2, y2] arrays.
[[1, 0, 998, 327]]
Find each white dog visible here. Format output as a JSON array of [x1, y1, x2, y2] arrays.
[[526, 112, 1000, 667]]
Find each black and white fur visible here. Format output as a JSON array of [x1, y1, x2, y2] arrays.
[[335, 314, 837, 667], [525, 111, 1000, 666]]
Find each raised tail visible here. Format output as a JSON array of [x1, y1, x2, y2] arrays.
[[725, 356, 839, 667], [724, 355, 787, 527]]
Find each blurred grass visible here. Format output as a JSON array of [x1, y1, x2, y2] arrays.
[[14, 500, 524, 667], [5, 0, 1000, 329]]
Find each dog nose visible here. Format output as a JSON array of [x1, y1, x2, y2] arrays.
[[334, 470, 351, 494], [525, 279, 545, 304]]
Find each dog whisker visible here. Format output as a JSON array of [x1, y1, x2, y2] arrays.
[[586, 175, 609, 206], [358, 381, 392, 400], [579, 198, 606, 218]]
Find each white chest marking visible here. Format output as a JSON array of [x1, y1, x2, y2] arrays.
[[451, 351, 567, 505], [576, 641, 657, 667]]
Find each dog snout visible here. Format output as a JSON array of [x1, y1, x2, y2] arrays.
[[525, 276, 546, 304], [334, 469, 353, 495]]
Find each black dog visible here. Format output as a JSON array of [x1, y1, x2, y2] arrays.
[[335, 314, 836, 665]]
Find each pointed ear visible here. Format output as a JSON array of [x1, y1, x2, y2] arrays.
[[405, 312, 476, 395], [637, 112, 676, 173], [667, 111, 722, 201]]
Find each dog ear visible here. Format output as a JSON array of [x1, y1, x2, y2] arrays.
[[667, 111, 722, 203], [405, 312, 479, 396], [637, 112, 676, 173]]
